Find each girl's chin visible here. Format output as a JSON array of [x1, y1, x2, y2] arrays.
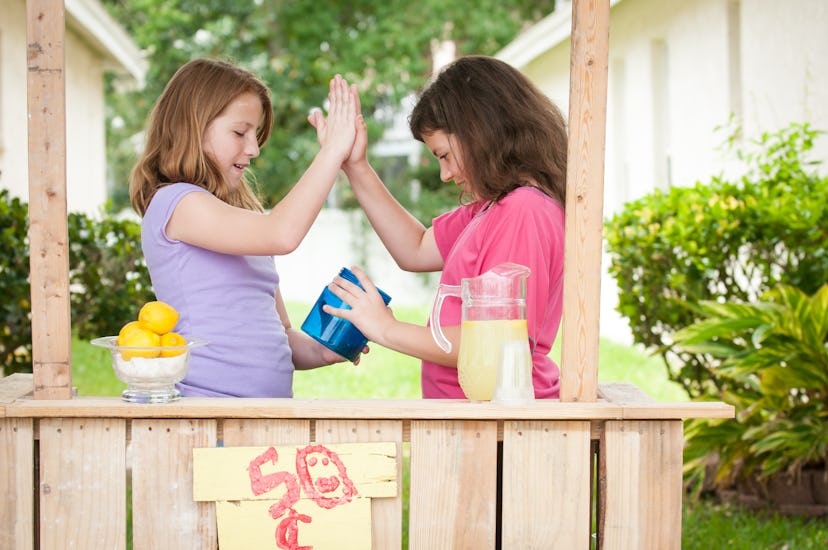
[[226, 173, 244, 188]]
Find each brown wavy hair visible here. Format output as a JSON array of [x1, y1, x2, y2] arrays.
[[129, 58, 274, 215], [409, 55, 567, 207]]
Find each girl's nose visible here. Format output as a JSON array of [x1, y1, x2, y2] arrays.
[[247, 138, 260, 158], [439, 165, 453, 183]]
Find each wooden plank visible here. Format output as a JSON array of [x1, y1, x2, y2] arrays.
[[26, 0, 72, 399], [316, 419, 404, 550], [221, 418, 310, 447], [38, 418, 126, 549], [502, 421, 592, 548], [560, 0, 611, 403], [409, 420, 497, 549], [5, 396, 734, 421], [0, 373, 34, 405], [598, 381, 656, 405], [602, 420, 683, 549], [131, 419, 217, 549], [193, 442, 397, 501], [0, 418, 34, 549]]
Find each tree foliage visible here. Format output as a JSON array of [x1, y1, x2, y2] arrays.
[[102, 0, 557, 214]]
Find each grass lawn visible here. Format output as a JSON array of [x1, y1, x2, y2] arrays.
[[70, 302, 828, 547]]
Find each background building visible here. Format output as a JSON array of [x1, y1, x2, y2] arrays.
[[496, 0, 828, 341], [0, 0, 145, 215]]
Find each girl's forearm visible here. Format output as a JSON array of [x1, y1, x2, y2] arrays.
[[343, 161, 439, 272], [376, 320, 460, 368], [266, 149, 344, 254], [287, 327, 332, 370]]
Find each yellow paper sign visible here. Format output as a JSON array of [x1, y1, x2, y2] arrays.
[[193, 442, 397, 549]]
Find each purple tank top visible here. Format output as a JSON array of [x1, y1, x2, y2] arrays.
[[141, 182, 294, 397]]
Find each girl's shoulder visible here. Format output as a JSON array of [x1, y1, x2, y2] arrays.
[[156, 182, 206, 198], [499, 186, 564, 216], [149, 182, 208, 208]]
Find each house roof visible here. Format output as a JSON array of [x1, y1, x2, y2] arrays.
[[65, 0, 146, 88], [497, 0, 623, 68]]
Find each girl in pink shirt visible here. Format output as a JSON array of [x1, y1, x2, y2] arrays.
[[317, 55, 567, 399]]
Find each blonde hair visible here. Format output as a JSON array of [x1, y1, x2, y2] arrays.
[[129, 58, 274, 215]]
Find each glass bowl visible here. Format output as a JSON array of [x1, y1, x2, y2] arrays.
[[91, 336, 208, 403]]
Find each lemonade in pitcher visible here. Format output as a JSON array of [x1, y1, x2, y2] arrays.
[[430, 263, 532, 401], [457, 319, 529, 400]]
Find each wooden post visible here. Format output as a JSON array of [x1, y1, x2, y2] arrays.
[[26, 0, 72, 399], [560, 0, 610, 403]]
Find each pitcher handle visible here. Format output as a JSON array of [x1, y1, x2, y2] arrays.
[[429, 284, 460, 353]]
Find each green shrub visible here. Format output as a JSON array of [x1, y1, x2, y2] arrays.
[[68, 211, 155, 339], [0, 191, 33, 374], [676, 284, 828, 487], [605, 123, 828, 398], [0, 189, 153, 375]]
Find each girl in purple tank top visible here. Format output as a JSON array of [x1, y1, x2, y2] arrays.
[[129, 58, 359, 397]]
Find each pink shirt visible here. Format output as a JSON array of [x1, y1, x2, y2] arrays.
[[424, 186, 564, 399]]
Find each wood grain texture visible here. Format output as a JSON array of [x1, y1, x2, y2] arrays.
[[221, 418, 310, 447], [560, 0, 611, 403], [0, 418, 34, 549], [38, 418, 127, 549], [408, 420, 498, 549], [0, 373, 34, 405], [3, 394, 735, 421], [502, 420, 592, 548], [602, 420, 684, 549], [131, 419, 217, 549], [26, 0, 72, 399]]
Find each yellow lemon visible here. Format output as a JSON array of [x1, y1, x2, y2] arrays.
[[117, 321, 143, 346], [138, 301, 179, 335], [160, 332, 187, 357], [119, 327, 161, 361]]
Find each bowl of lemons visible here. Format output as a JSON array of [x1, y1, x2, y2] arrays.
[[92, 301, 207, 404]]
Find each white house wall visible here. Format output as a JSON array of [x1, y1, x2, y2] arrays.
[[497, 0, 828, 343], [1, 0, 142, 216], [739, 0, 828, 146], [0, 0, 30, 205], [65, 30, 107, 214], [503, 0, 828, 212]]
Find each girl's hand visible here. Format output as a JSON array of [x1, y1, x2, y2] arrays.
[[322, 266, 394, 346], [308, 75, 356, 163], [318, 343, 369, 366], [345, 88, 368, 169]]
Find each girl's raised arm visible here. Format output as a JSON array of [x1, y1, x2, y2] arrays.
[[311, 87, 443, 273], [168, 75, 356, 256]]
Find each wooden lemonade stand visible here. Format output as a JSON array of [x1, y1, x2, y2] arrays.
[[1, 0, 733, 548]]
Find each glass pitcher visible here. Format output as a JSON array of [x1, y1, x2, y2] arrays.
[[430, 263, 531, 401]]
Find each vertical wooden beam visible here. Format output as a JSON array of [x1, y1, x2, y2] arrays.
[[0, 418, 35, 549], [561, 0, 610, 402], [602, 421, 684, 549], [26, 0, 72, 399]]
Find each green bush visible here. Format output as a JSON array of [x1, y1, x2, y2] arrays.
[[0, 191, 33, 374], [68, 211, 155, 339], [604, 123, 828, 398], [0, 189, 153, 375], [676, 284, 828, 487]]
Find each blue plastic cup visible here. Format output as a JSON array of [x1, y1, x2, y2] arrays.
[[301, 267, 392, 362]]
